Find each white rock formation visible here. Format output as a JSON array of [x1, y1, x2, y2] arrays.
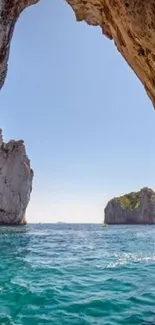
[[104, 187, 155, 224], [0, 129, 33, 225]]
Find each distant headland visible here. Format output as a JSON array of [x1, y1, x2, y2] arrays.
[[104, 187, 155, 224]]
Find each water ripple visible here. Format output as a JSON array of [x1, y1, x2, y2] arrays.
[[0, 224, 154, 324]]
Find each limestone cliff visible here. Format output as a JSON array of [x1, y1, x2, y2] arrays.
[[0, 129, 33, 225], [66, 0, 155, 107], [104, 187, 155, 224]]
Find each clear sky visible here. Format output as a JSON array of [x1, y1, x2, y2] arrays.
[[0, 0, 155, 223]]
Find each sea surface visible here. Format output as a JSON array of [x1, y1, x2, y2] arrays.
[[0, 224, 155, 324]]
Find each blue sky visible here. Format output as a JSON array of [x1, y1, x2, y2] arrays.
[[0, 0, 155, 222]]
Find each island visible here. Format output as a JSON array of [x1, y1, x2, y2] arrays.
[[104, 187, 155, 224], [0, 129, 33, 225]]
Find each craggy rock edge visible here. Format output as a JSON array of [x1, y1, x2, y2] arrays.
[[0, 0, 39, 89], [66, 0, 155, 107], [1, 0, 155, 107]]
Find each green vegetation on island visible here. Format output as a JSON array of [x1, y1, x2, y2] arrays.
[[105, 188, 155, 224], [113, 188, 155, 210], [115, 191, 141, 210]]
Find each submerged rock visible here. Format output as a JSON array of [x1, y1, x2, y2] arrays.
[[0, 129, 33, 225], [104, 187, 155, 224]]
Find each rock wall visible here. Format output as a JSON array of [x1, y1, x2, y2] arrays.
[[104, 187, 155, 224], [66, 0, 155, 107], [0, 0, 39, 89], [0, 129, 33, 225], [0, 1, 155, 107]]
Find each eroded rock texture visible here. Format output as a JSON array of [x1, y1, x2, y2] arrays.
[[0, 0, 39, 89], [0, 129, 33, 225], [1, 0, 155, 106], [104, 187, 155, 224], [66, 0, 155, 107]]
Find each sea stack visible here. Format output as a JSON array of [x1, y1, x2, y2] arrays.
[[0, 129, 33, 225], [104, 188, 155, 224]]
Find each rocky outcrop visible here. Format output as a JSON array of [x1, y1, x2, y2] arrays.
[[0, 129, 33, 225], [104, 187, 155, 224], [66, 0, 155, 107], [0, 0, 39, 89], [1, 0, 155, 107]]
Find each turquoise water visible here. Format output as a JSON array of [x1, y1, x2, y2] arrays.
[[0, 224, 155, 324]]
